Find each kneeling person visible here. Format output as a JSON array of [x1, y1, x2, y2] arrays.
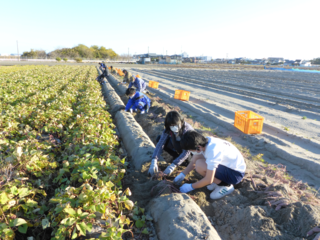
[[174, 131, 246, 199], [125, 88, 151, 114]]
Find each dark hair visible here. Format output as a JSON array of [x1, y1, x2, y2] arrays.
[[110, 66, 113, 68], [123, 69, 127, 74], [125, 88, 136, 96], [164, 111, 185, 135], [180, 131, 208, 150]]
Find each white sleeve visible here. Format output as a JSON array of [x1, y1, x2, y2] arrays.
[[206, 148, 222, 170]]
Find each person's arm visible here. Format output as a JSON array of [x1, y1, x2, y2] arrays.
[[128, 82, 133, 88], [151, 132, 168, 160], [172, 150, 190, 166], [137, 79, 143, 92], [191, 169, 215, 189], [125, 98, 133, 111]]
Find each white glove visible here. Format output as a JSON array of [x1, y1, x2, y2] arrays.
[[148, 159, 158, 176], [163, 163, 176, 175], [173, 172, 185, 185], [140, 110, 145, 114], [180, 183, 194, 193], [130, 108, 133, 113]]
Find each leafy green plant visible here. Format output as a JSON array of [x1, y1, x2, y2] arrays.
[[75, 58, 82, 63], [284, 126, 289, 131], [56, 57, 61, 62], [302, 116, 307, 120], [63, 58, 68, 62]]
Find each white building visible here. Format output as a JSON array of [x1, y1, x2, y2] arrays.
[[0, 53, 10, 56], [197, 56, 212, 61], [300, 60, 312, 66], [181, 52, 189, 58]]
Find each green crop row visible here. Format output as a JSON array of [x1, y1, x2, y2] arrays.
[[0, 66, 133, 240]]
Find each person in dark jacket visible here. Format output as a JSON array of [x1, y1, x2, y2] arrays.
[[128, 76, 147, 92], [121, 69, 135, 84], [148, 111, 194, 176], [125, 88, 151, 114], [96, 68, 109, 83]]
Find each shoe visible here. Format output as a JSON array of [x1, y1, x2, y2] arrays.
[[141, 110, 145, 114], [210, 185, 234, 199], [207, 182, 218, 191]]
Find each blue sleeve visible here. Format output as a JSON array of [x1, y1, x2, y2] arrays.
[[128, 82, 133, 88], [172, 150, 191, 166], [125, 98, 134, 111], [152, 132, 169, 160]]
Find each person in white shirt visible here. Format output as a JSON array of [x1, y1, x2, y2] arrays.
[[174, 131, 246, 199]]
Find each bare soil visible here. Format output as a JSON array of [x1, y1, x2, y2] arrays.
[[118, 87, 320, 240]]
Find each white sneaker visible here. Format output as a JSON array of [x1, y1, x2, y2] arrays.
[[207, 182, 218, 191], [210, 185, 234, 200], [141, 110, 145, 114]]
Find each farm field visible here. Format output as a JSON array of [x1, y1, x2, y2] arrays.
[[127, 68, 320, 187], [0, 66, 139, 240], [106, 70, 320, 240]]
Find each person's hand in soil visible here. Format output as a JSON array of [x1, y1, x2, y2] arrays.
[[148, 158, 158, 176], [173, 172, 186, 185], [163, 163, 176, 175], [180, 183, 194, 193]]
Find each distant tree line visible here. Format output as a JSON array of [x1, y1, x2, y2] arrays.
[[21, 44, 118, 59], [311, 58, 320, 64]]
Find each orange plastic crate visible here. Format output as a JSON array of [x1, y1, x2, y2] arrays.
[[174, 90, 190, 101], [234, 111, 264, 134], [148, 81, 159, 89]]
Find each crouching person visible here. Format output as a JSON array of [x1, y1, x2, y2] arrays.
[[128, 75, 147, 93], [121, 70, 135, 85], [174, 131, 246, 199], [125, 88, 151, 114], [148, 111, 194, 176]]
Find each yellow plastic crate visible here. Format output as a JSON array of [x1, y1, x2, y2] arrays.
[[148, 81, 159, 89], [234, 111, 264, 134], [174, 90, 190, 101]]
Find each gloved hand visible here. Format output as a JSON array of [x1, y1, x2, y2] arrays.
[[173, 172, 186, 185], [148, 158, 158, 176], [130, 108, 133, 113], [141, 110, 145, 114], [163, 163, 176, 175], [180, 183, 194, 193]]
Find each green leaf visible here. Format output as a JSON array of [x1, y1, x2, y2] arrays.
[[79, 212, 89, 220], [3, 228, 14, 238], [0, 192, 9, 204], [42, 218, 50, 229], [76, 222, 87, 236], [61, 217, 76, 226], [82, 171, 90, 180], [10, 218, 27, 227], [86, 223, 92, 232], [142, 228, 149, 234], [18, 188, 29, 198], [135, 219, 145, 229], [10, 186, 18, 195], [71, 227, 77, 239], [64, 208, 76, 217], [18, 224, 28, 234]]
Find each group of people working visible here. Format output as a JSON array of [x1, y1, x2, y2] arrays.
[[98, 64, 246, 200]]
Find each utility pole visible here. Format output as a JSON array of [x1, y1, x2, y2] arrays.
[[148, 46, 149, 55], [128, 48, 129, 62], [16, 40, 20, 61]]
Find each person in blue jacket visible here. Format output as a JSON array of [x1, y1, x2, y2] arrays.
[[148, 111, 194, 176], [125, 88, 151, 114], [128, 76, 147, 93]]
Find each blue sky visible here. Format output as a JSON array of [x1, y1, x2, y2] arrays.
[[1, 0, 319, 59]]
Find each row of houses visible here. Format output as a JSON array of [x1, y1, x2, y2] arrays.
[[133, 53, 313, 66], [133, 53, 213, 64]]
